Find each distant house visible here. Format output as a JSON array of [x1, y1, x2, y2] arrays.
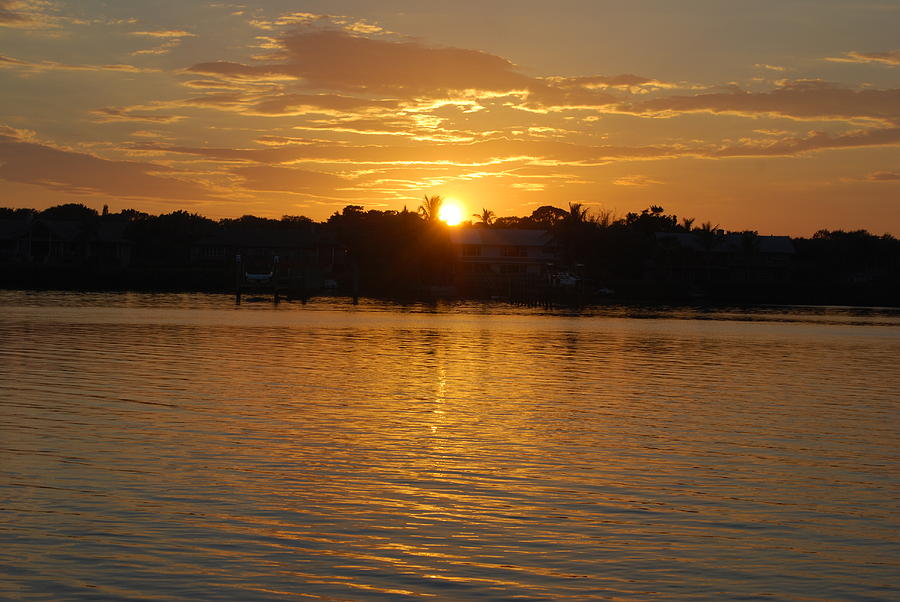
[[0, 219, 31, 262], [192, 226, 323, 266], [449, 228, 559, 293], [652, 231, 795, 283], [0, 216, 131, 267], [191, 225, 338, 290]]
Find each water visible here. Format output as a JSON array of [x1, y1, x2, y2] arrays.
[[1, 291, 898, 600]]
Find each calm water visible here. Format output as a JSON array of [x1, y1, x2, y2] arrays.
[[1, 291, 899, 600]]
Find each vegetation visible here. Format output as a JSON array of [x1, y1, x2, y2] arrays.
[[1, 201, 898, 305]]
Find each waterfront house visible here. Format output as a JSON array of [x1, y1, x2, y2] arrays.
[[651, 231, 795, 283], [449, 227, 559, 294], [0, 215, 131, 267], [191, 225, 339, 292]]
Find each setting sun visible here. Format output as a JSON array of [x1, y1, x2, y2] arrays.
[[438, 200, 465, 226]]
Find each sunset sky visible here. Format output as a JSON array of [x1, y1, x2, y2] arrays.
[[2, 0, 899, 235]]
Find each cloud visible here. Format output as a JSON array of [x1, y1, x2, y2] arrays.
[[184, 60, 295, 81], [865, 170, 900, 181], [617, 80, 900, 125], [138, 123, 900, 169], [137, 138, 684, 168], [0, 53, 27, 65], [231, 165, 347, 192], [130, 29, 196, 56], [91, 107, 185, 123], [185, 28, 666, 119], [247, 93, 399, 116], [510, 182, 546, 191], [754, 64, 788, 72], [0, 53, 157, 73], [0, 0, 26, 24], [0, 126, 218, 200], [543, 74, 685, 92], [0, 0, 58, 29], [613, 175, 663, 187], [188, 29, 534, 95], [711, 127, 900, 157], [248, 11, 388, 35], [827, 50, 900, 66], [130, 30, 195, 38]]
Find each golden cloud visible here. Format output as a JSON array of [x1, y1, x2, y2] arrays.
[[617, 80, 900, 126], [91, 107, 185, 124], [866, 170, 900, 181], [231, 165, 348, 193], [0, 126, 220, 200], [827, 50, 900, 66]]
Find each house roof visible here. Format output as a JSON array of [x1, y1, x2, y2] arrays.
[[194, 227, 316, 248], [655, 232, 795, 254], [450, 227, 552, 247], [33, 219, 83, 241], [0, 218, 131, 244]]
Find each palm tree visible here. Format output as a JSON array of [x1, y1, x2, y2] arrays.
[[592, 208, 615, 229], [681, 216, 695, 232], [565, 202, 589, 225], [694, 221, 721, 282], [418, 195, 443, 222], [553, 202, 593, 269], [473, 208, 495, 226]]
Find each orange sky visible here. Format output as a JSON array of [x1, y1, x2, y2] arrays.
[[1, 0, 899, 235]]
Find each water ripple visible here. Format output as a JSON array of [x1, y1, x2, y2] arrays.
[[1, 292, 898, 600]]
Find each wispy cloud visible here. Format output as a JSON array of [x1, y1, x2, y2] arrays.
[[865, 170, 900, 181], [91, 107, 185, 124], [187, 29, 534, 95], [0, 53, 157, 73], [616, 80, 900, 126], [231, 165, 348, 193], [0, 0, 59, 29], [129, 29, 196, 56], [0, 125, 219, 200], [827, 50, 900, 66], [711, 127, 900, 157], [613, 175, 663, 187]]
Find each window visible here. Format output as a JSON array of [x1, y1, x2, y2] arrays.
[[461, 244, 481, 257], [501, 246, 528, 257]]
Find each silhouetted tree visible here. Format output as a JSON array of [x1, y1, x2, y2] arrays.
[[530, 205, 568, 228], [325, 204, 451, 294], [625, 205, 677, 234], [117, 209, 150, 222], [40, 203, 98, 221], [0, 207, 35, 219], [492, 216, 528, 228], [418, 195, 443, 222], [473, 208, 495, 226], [281, 215, 314, 227], [127, 210, 217, 266]]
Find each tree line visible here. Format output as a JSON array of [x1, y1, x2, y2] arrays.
[[2, 199, 899, 304]]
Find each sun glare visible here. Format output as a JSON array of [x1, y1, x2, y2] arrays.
[[438, 200, 465, 226]]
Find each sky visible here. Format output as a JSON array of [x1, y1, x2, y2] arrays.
[[1, 0, 899, 235]]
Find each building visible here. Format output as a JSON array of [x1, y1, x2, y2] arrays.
[[191, 225, 339, 292], [449, 227, 559, 294], [652, 231, 795, 284], [0, 216, 131, 267]]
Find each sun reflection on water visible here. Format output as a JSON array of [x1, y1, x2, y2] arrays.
[[1, 294, 898, 599]]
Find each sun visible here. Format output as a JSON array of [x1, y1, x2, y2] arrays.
[[438, 199, 465, 226]]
